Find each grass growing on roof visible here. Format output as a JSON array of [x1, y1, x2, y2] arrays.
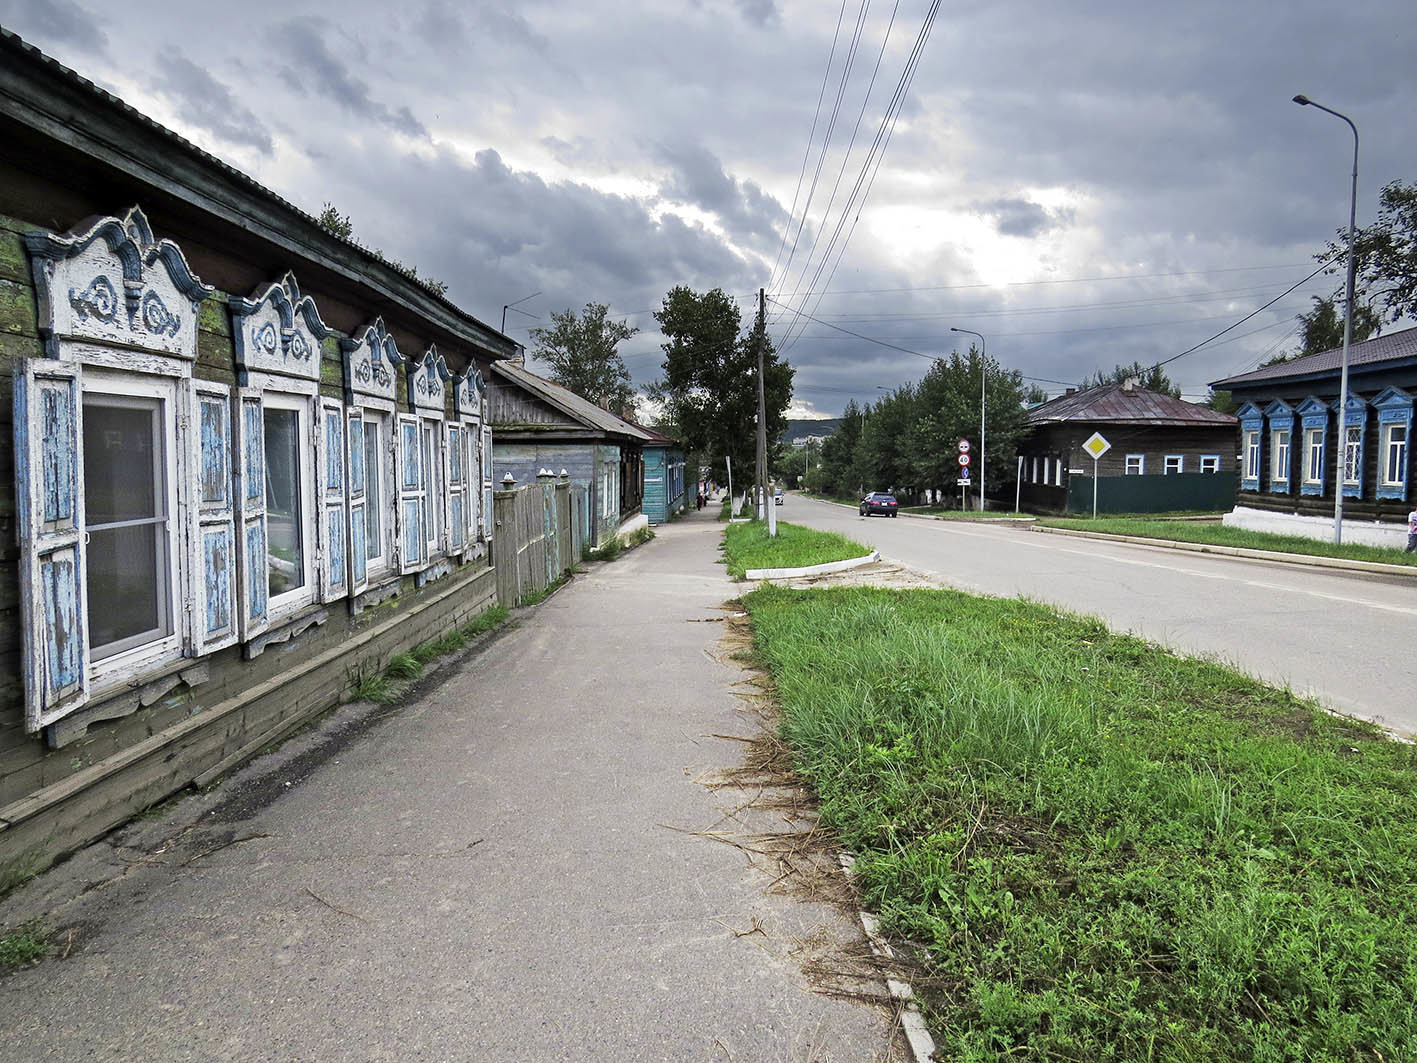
[[1040, 516, 1417, 566], [722, 519, 871, 579], [743, 583, 1417, 1061]]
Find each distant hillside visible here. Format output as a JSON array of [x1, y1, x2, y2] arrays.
[[781, 418, 840, 444]]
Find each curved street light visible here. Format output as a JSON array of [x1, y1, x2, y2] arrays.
[[1293, 94, 1359, 544], [950, 327, 987, 511]]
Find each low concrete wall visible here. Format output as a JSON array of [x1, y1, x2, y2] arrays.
[[1223, 505, 1409, 549]]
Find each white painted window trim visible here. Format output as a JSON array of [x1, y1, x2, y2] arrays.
[[1243, 430, 1259, 480], [1342, 425, 1362, 485], [259, 385, 319, 623], [1200, 455, 1220, 474], [1271, 429, 1290, 485], [1124, 454, 1144, 475], [1303, 427, 1324, 484], [1381, 422, 1408, 487], [80, 369, 185, 692], [1163, 455, 1183, 475]]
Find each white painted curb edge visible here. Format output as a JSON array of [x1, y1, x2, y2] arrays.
[[839, 852, 937, 1062], [745, 549, 880, 581]]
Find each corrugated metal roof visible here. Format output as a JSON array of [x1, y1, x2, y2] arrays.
[[1028, 384, 1236, 426], [1211, 325, 1417, 388], [491, 362, 653, 441]]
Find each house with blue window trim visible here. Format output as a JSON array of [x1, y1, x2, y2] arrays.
[[0, 29, 510, 877], [641, 427, 687, 524], [1213, 326, 1416, 547]]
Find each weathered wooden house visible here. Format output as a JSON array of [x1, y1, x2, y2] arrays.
[[488, 362, 648, 545], [0, 30, 513, 874], [1016, 382, 1238, 514], [1210, 326, 1415, 547], [641, 428, 687, 524]]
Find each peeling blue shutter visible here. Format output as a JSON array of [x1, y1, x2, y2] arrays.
[[347, 410, 369, 595], [398, 414, 425, 573], [184, 379, 239, 655], [481, 424, 494, 542], [15, 359, 90, 730], [446, 423, 465, 554], [234, 388, 270, 640], [317, 399, 349, 602]]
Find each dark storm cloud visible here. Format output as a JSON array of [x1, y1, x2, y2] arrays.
[[331, 145, 756, 352], [269, 16, 428, 138], [973, 197, 1072, 239], [0, 0, 106, 55], [733, 0, 780, 28], [656, 142, 788, 250], [149, 50, 273, 155]]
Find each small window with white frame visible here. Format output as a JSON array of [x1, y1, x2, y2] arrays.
[[1271, 428, 1290, 486], [404, 345, 453, 580], [1343, 425, 1362, 485], [1199, 455, 1220, 474], [1163, 455, 1183, 475], [1304, 427, 1324, 485], [1243, 430, 1260, 481], [1382, 422, 1408, 488], [1124, 454, 1144, 475]]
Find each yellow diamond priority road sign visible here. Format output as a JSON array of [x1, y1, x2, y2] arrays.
[[1082, 431, 1111, 460]]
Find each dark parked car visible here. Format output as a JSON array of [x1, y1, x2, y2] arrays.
[[859, 492, 898, 517]]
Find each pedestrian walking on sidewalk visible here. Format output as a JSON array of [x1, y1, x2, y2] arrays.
[[1407, 505, 1417, 552]]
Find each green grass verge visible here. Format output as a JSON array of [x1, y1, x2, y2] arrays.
[[901, 507, 1036, 519], [722, 519, 872, 579], [743, 584, 1417, 1061], [1040, 517, 1417, 567], [0, 920, 50, 968]]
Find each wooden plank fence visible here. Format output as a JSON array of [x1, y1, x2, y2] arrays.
[[492, 474, 585, 606]]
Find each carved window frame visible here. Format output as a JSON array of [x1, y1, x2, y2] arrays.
[[16, 207, 226, 734]]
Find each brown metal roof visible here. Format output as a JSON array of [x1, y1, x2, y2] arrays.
[[1211, 325, 1417, 388], [491, 362, 653, 441], [1028, 384, 1237, 427]]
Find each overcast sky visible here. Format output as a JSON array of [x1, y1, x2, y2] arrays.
[[4, 0, 1414, 415]]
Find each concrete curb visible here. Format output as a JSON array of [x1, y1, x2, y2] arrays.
[[744, 549, 880, 581], [1031, 524, 1417, 580], [839, 852, 936, 1062]]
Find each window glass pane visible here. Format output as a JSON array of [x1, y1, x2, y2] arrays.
[[264, 407, 306, 598], [88, 525, 163, 652], [83, 403, 159, 524], [82, 396, 169, 657], [364, 419, 382, 559]]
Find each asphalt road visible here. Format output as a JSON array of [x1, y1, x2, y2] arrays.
[[780, 495, 1417, 737]]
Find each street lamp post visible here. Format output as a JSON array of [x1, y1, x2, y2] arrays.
[[1293, 94, 1359, 545], [950, 327, 987, 511]]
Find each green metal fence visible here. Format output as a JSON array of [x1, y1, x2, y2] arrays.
[[1065, 472, 1237, 515]]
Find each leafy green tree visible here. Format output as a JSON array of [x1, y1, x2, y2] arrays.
[[1263, 295, 1381, 366], [818, 400, 864, 497], [907, 347, 1031, 498], [651, 287, 794, 487], [1203, 389, 1236, 415], [529, 303, 639, 419], [1324, 179, 1417, 325], [1081, 361, 1180, 397]]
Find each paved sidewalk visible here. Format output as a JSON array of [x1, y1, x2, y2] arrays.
[[0, 506, 902, 1062]]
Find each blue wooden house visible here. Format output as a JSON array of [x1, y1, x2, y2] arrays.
[[641, 428, 687, 523], [1211, 326, 1416, 547], [487, 362, 650, 545]]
